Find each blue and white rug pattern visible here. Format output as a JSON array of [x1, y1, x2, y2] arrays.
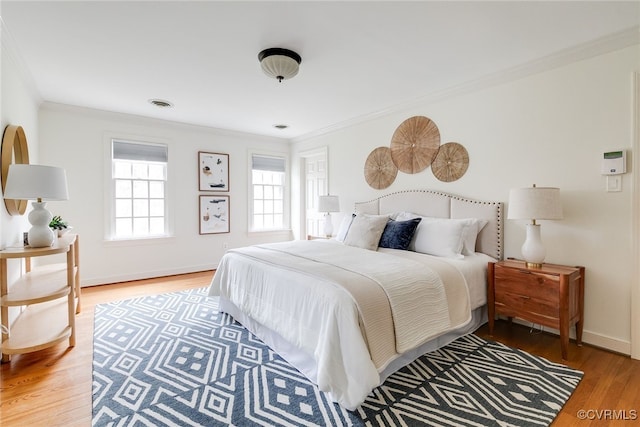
[[92, 287, 582, 426]]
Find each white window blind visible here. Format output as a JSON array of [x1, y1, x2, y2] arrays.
[[113, 140, 168, 162], [252, 155, 285, 172]]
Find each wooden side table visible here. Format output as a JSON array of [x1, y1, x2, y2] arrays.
[[1, 234, 81, 362], [488, 259, 585, 360]]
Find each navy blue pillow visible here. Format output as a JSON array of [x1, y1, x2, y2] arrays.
[[378, 217, 422, 250]]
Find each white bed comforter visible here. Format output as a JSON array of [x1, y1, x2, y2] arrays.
[[209, 240, 472, 410]]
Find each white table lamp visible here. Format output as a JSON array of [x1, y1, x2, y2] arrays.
[[3, 164, 69, 247], [508, 184, 563, 268], [318, 195, 340, 238]]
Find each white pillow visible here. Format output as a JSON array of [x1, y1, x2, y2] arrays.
[[411, 217, 467, 258], [395, 213, 488, 258], [343, 214, 390, 251], [389, 211, 414, 220], [461, 219, 488, 255], [394, 211, 420, 221], [335, 213, 355, 242]]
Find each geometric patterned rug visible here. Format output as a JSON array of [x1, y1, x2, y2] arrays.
[[92, 287, 583, 426]]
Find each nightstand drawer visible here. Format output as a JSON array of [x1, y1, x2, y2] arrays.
[[494, 266, 560, 303], [494, 290, 558, 320], [494, 266, 560, 319]]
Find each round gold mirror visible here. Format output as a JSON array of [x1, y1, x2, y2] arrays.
[[2, 125, 30, 215]]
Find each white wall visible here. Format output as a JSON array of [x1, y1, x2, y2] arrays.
[[38, 104, 291, 285], [1, 24, 41, 249], [292, 45, 639, 355], [1, 16, 42, 324]]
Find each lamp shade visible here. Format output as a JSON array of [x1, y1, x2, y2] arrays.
[[318, 195, 340, 213], [507, 186, 562, 221], [3, 164, 69, 201]]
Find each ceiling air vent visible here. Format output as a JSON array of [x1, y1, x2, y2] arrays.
[[149, 99, 173, 108]]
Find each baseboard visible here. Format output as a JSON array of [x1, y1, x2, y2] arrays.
[[505, 317, 631, 356], [81, 264, 216, 287], [581, 331, 631, 356]]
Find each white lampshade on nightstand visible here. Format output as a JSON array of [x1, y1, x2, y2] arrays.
[[3, 164, 69, 247], [508, 184, 563, 268], [318, 195, 340, 238]]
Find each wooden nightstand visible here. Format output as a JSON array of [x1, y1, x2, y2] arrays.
[[488, 259, 585, 360]]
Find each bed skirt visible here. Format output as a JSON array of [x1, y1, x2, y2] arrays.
[[217, 296, 487, 409]]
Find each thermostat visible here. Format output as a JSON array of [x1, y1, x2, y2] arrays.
[[601, 150, 626, 175]]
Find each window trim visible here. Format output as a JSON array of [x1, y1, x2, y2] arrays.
[[104, 134, 173, 242], [248, 150, 290, 233]]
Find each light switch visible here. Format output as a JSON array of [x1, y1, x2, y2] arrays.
[[606, 175, 622, 192]]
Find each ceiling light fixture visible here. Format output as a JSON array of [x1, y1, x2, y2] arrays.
[[149, 99, 173, 108], [258, 48, 302, 82]]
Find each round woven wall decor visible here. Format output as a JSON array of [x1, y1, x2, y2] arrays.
[[390, 116, 440, 174], [431, 142, 469, 182], [364, 146, 397, 189], [1, 125, 30, 215]]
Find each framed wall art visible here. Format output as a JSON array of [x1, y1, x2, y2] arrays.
[[199, 151, 229, 191], [199, 195, 230, 234]]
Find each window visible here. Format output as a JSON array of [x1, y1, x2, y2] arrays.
[[250, 154, 287, 231], [111, 140, 168, 239]]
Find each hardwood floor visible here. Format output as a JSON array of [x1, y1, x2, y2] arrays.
[[1, 271, 638, 426], [0, 271, 210, 427]]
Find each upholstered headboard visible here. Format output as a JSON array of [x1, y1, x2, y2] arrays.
[[354, 189, 503, 260]]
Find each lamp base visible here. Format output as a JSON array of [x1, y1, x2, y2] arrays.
[[323, 212, 333, 238], [27, 201, 55, 248], [521, 223, 546, 268]]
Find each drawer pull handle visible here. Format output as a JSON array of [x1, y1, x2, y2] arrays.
[[518, 295, 530, 300]]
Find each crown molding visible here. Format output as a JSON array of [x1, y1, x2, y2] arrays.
[[40, 101, 288, 143], [292, 26, 640, 144]]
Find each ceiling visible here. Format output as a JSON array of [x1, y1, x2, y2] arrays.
[[1, 1, 639, 140]]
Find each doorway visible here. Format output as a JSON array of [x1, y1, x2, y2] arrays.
[[301, 148, 328, 239]]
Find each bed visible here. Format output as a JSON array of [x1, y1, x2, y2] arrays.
[[208, 189, 503, 410]]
